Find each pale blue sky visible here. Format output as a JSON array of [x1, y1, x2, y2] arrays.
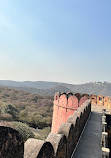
[[0, 0, 111, 84]]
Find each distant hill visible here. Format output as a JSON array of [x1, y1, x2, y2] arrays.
[[66, 82, 111, 96], [0, 80, 111, 96], [0, 80, 59, 89]]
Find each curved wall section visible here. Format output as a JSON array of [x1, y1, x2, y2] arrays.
[[51, 92, 78, 133]]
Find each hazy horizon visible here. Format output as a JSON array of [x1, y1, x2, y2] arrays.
[[0, 0, 111, 84], [0, 79, 110, 85]]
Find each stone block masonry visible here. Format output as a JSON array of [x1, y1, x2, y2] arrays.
[[0, 123, 24, 158]]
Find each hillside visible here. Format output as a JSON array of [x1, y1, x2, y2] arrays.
[[0, 87, 53, 141], [13, 85, 71, 96], [0, 80, 59, 89], [66, 82, 111, 96], [0, 87, 53, 140], [0, 80, 111, 96]]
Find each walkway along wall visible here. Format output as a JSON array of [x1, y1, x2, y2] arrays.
[[0, 93, 91, 158]]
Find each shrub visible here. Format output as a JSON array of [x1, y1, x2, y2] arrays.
[[1, 104, 19, 120], [0, 113, 13, 121], [34, 127, 51, 140], [12, 121, 34, 142]]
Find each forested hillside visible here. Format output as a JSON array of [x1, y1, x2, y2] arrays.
[[0, 87, 53, 141]]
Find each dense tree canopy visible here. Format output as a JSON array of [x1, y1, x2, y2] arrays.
[[0, 87, 53, 140]]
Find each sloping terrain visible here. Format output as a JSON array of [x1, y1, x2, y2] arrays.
[[0, 80, 111, 96]]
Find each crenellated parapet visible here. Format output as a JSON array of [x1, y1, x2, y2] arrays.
[[24, 139, 54, 158], [2, 92, 111, 158], [89, 94, 111, 108], [24, 98, 91, 158], [90, 94, 97, 104], [97, 95, 104, 105], [51, 92, 88, 133], [0, 122, 24, 158]]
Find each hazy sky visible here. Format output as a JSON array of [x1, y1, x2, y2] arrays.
[[0, 0, 111, 84]]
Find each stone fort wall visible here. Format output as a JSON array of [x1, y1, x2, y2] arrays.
[[1, 92, 111, 157], [90, 94, 111, 108], [24, 97, 91, 158], [51, 92, 88, 133], [0, 92, 92, 158]]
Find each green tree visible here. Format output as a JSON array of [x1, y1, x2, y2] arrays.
[[12, 121, 34, 142], [2, 104, 19, 120]]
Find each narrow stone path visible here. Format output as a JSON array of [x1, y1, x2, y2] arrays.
[[72, 104, 103, 158]]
